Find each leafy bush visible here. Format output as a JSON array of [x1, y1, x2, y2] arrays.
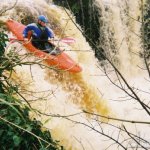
[[0, 93, 62, 150], [0, 31, 8, 55], [0, 32, 64, 150]]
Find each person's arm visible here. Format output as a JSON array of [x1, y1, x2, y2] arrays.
[[23, 27, 31, 42], [23, 26, 30, 38], [47, 27, 55, 39], [23, 23, 36, 40], [22, 25, 31, 43]]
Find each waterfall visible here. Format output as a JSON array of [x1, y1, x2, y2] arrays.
[[95, 0, 144, 76], [0, 0, 149, 149]]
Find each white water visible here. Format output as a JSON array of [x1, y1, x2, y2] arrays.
[[1, 0, 150, 149], [95, 0, 144, 76]]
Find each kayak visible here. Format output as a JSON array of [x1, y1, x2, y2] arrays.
[[6, 19, 82, 73]]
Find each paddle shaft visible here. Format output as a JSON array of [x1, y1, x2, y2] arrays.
[[9, 37, 75, 44]]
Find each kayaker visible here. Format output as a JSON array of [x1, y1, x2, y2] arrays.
[[23, 15, 56, 54]]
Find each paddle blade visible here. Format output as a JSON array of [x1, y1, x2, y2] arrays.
[[61, 38, 76, 44]]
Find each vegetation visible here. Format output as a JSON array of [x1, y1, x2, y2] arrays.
[[1, 0, 150, 149], [0, 31, 8, 55], [0, 31, 64, 150]]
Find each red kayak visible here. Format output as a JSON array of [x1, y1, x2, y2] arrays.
[[6, 19, 82, 73]]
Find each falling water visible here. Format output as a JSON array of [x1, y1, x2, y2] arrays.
[[95, 0, 144, 76], [0, 0, 150, 149]]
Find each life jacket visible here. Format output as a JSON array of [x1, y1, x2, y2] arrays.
[[36, 24, 48, 40], [31, 24, 50, 50]]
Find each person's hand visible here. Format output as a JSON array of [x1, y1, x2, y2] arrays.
[[48, 37, 54, 41], [48, 38, 54, 44], [23, 38, 30, 44], [24, 38, 28, 42]]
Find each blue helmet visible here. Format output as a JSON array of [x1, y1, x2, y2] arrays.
[[38, 15, 48, 23]]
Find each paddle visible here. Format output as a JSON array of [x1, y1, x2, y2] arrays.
[[9, 37, 76, 44]]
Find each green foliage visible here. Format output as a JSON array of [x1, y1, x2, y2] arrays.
[[0, 31, 8, 55], [0, 93, 63, 150], [0, 32, 64, 149]]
